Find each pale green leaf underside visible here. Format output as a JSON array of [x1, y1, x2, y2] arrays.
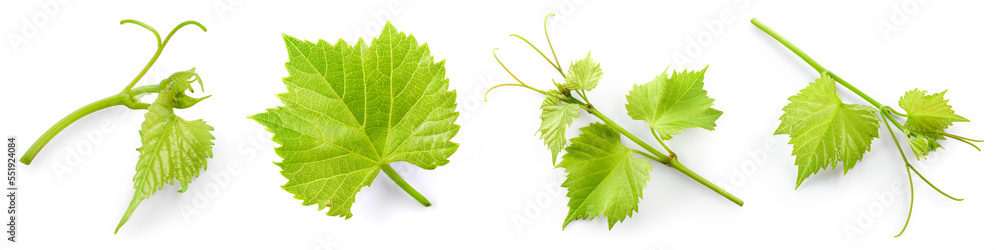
[[564, 51, 602, 91], [898, 89, 967, 159], [559, 123, 651, 229], [538, 92, 581, 164], [625, 66, 722, 140], [118, 81, 215, 233], [775, 75, 880, 188], [251, 22, 459, 218]]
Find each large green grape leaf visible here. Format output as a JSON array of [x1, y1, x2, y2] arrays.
[[251, 22, 459, 218], [558, 123, 652, 229], [117, 71, 215, 233], [625, 66, 722, 140], [774, 75, 880, 188], [898, 89, 968, 159], [538, 91, 581, 164]]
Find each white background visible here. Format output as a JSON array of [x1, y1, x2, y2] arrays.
[[1, 0, 997, 249]]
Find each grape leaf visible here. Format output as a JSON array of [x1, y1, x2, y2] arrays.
[[774, 75, 880, 188], [625, 67, 722, 140], [117, 71, 215, 233], [538, 91, 581, 164], [559, 123, 652, 229], [251, 22, 459, 218], [564, 52, 603, 91], [898, 89, 968, 159], [899, 89, 968, 133]]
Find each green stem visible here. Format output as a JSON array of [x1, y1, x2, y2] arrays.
[[750, 18, 885, 109], [886, 106, 908, 117], [881, 112, 915, 237], [586, 106, 743, 206], [20, 85, 161, 165], [650, 127, 676, 157], [380, 163, 431, 207], [21, 94, 125, 164], [880, 107, 906, 132], [667, 157, 744, 206], [630, 149, 657, 161], [828, 73, 884, 108], [588, 108, 668, 160], [750, 19, 827, 75], [575, 90, 590, 104]]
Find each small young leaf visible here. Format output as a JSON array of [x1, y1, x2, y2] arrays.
[[564, 52, 602, 91], [538, 91, 581, 164], [906, 134, 942, 160], [251, 22, 459, 218], [625, 67, 722, 140], [898, 89, 968, 133], [161, 68, 204, 93], [774, 75, 880, 188], [117, 77, 215, 233], [898, 89, 968, 158], [899, 89, 969, 133], [559, 123, 652, 229]]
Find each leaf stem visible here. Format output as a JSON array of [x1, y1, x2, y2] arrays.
[[630, 149, 658, 161], [380, 163, 431, 207], [827, 73, 885, 108], [575, 90, 590, 104], [650, 128, 676, 157], [750, 19, 827, 75], [750, 18, 886, 109], [20, 86, 161, 165], [667, 157, 744, 206], [587, 108, 666, 159], [586, 105, 743, 206], [884, 109, 907, 132], [878, 106, 907, 136], [20, 94, 125, 164], [886, 106, 908, 117]]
